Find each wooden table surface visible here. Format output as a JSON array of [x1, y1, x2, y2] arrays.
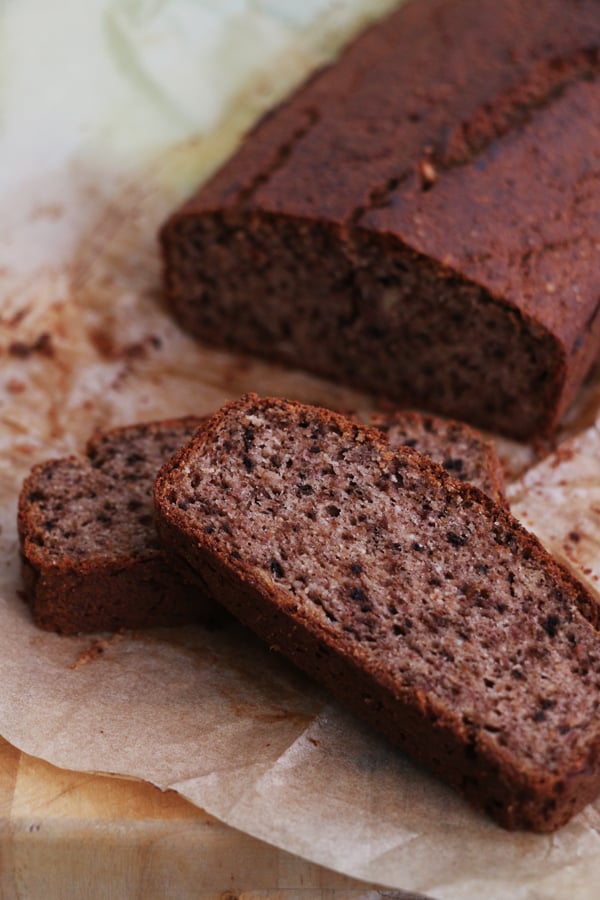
[[0, 736, 398, 899]]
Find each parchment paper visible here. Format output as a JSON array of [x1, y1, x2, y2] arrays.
[[3, 5, 600, 897]]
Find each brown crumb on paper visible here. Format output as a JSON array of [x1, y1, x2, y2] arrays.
[[8, 332, 55, 359], [6, 378, 26, 394], [88, 327, 162, 362], [69, 632, 124, 670], [550, 445, 577, 467]]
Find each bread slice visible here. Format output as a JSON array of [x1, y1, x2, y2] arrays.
[[367, 409, 505, 504], [18, 416, 218, 634], [17, 407, 500, 634], [154, 394, 600, 832]]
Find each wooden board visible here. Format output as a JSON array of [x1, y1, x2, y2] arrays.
[[0, 736, 402, 899]]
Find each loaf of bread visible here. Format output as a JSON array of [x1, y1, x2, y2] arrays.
[[18, 416, 218, 634], [161, 0, 600, 439], [154, 394, 600, 831]]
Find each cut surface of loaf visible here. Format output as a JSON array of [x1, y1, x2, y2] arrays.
[[161, 0, 600, 438], [154, 395, 600, 832], [368, 409, 505, 504], [18, 416, 217, 634]]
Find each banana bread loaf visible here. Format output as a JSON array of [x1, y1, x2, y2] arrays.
[[18, 416, 217, 634], [154, 395, 600, 831], [161, 0, 600, 439]]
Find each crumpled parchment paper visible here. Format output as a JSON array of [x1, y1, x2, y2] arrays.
[[2, 3, 600, 896]]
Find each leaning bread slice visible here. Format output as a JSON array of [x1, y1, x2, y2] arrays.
[[154, 394, 600, 832], [367, 409, 505, 504], [18, 416, 218, 634]]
